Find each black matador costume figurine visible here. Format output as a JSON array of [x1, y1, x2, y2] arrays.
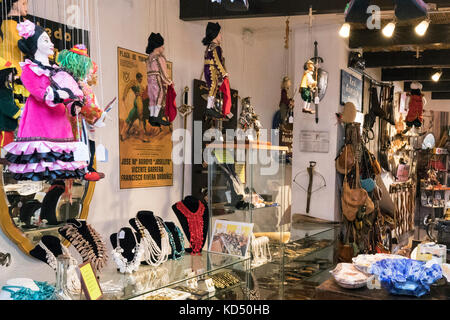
[[202, 22, 231, 119]]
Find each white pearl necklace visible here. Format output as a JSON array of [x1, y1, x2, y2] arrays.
[[135, 217, 170, 267], [111, 229, 145, 274]]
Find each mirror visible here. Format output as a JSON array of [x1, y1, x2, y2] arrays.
[[0, 165, 95, 254]]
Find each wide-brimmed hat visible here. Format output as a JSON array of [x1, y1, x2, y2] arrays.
[[338, 102, 357, 124], [146, 33, 164, 54], [202, 22, 221, 46]]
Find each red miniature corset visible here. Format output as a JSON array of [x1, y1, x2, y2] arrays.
[[176, 201, 205, 255]]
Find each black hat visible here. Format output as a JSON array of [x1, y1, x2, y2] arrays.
[[17, 24, 46, 58], [202, 22, 221, 46], [146, 33, 164, 54]]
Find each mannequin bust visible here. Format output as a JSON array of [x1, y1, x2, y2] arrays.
[[59, 219, 98, 256], [40, 181, 65, 226], [129, 211, 163, 265], [29, 235, 64, 268], [164, 221, 184, 259], [110, 227, 140, 264], [172, 196, 209, 254]]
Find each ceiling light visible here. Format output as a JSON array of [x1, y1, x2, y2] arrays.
[[382, 22, 396, 38], [415, 19, 430, 36], [339, 23, 351, 38], [432, 70, 443, 82]]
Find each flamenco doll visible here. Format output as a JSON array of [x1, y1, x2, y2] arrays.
[[202, 22, 231, 119], [0, 58, 21, 152], [0, 0, 29, 108], [4, 20, 88, 181], [57, 45, 107, 181], [146, 32, 173, 128], [300, 60, 317, 114]]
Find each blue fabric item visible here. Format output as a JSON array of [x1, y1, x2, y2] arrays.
[[394, 0, 428, 20], [2, 281, 55, 300], [369, 259, 443, 297], [361, 178, 376, 193]]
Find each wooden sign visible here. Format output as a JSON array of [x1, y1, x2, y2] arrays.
[[340, 69, 363, 112], [79, 262, 103, 300]]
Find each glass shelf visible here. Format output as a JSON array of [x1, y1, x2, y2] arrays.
[[96, 252, 250, 300]]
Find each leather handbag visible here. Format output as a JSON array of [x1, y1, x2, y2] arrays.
[[341, 149, 368, 222], [336, 144, 355, 175]]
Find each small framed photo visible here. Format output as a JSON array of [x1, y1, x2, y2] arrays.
[[209, 220, 254, 258]]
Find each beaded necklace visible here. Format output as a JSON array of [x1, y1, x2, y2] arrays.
[[164, 223, 185, 260], [176, 201, 205, 255], [134, 217, 169, 267], [111, 229, 144, 274]]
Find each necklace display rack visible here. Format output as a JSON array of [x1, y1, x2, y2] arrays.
[[172, 196, 209, 255]]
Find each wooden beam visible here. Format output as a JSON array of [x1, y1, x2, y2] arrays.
[[404, 81, 450, 92], [179, 0, 393, 21], [382, 68, 450, 81], [431, 92, 450, 100], [350, 24, 450, 49], [364, 49, 450, 68], [180, 0, 450, 21]]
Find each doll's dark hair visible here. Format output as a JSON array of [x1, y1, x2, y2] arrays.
[[0, 68, 16, 90], [17, 24, 46, 58]]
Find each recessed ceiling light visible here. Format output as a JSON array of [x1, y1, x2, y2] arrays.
[[382, 22, 396, 38], [415, 20, 430, 36], [339, 23, 351, 38]]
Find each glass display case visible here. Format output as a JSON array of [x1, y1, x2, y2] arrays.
[[207, 142, 289, 299], [69, 252, 250, 300], [206, 142, 337, 300]]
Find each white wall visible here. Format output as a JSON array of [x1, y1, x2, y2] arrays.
[[0, 0, 289, 284], [291, 21, 349, 222]]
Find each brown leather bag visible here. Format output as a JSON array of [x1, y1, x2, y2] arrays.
[[341, 149, 368, 221], [336, 144, 355, 175], [369, 151, 382, 176]]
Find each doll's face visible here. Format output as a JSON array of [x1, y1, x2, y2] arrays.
[[10, 0, 28, 16], [36, 32, 54, 58], [214, 32, 223, 44], [283, 79, 291, 89], [153, 45, 164, 55]]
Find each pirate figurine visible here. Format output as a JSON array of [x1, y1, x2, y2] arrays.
[[202, 22, 229, 119], [300, 60, 317, 114]]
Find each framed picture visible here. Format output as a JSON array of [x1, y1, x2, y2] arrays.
[[340, 69, 363, 112], [209, 220, 254, 258]]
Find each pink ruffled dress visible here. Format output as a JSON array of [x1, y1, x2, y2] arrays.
[[4, 59, 88, 181]]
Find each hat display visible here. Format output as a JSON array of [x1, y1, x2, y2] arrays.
[[338, 102, 357, 124], [0, 57, 15, 72], [202, 22, 221, 46], [146, 33, 164, 54]]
